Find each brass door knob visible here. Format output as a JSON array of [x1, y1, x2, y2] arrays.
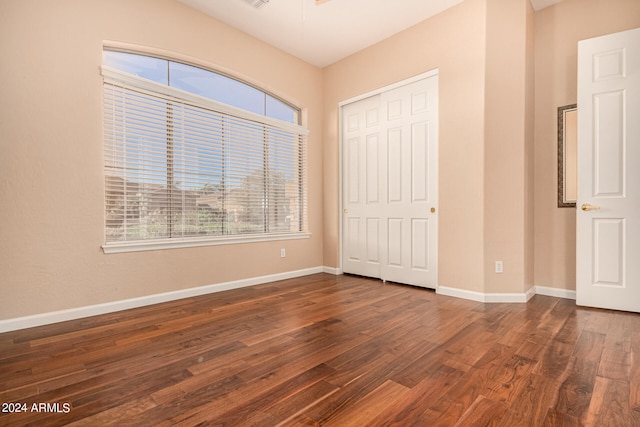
[[430, 207, 436, 213], [581, 203, 600, 211]]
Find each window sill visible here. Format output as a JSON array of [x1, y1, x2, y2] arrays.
[[102, 232, 311, 254]]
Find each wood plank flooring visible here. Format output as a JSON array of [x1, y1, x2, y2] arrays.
[[1, 273, 639, 426]]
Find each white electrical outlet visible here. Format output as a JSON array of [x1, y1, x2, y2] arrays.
[[280, 248, 286, 258], [495, 261, 503, 273]]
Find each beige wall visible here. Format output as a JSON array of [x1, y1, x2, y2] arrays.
[[323, 0, 488, 292], [483, 0, 534, 294], [323, 0, 536, 294], [0, 0, 324, 319], [533, 0, 640, 290], [325, 0, 639, 295], [2, 0, 639, 322]]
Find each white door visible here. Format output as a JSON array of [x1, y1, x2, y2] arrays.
[[576, 27, 640, 312], [342, 93, 384, 280], [341, 75, 438, 288]]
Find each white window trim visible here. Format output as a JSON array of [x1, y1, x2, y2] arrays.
[[102, 232, 311, 254], [101, 66, 310, 254]]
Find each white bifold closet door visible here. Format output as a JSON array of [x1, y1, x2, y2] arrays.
[[341, 75, 438, 288]]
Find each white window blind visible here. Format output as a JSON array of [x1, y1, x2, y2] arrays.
[[102, 66, 308, 252]]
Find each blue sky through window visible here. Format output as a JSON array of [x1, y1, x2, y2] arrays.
[[103, 50, 168, 84], [103, 50, 298, 124]]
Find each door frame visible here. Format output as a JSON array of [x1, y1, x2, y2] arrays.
[[337, 69, 439, 280]]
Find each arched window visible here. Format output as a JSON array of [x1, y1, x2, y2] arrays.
[[101, 50, 308, 252]]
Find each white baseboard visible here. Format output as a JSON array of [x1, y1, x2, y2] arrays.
[[322, 266, 341, 275], [437, 284, 574, 303], [0, 266, 328, 333], [0, 272, 577, 334], [436, 286, 532, 303], [535, 285, 577, 300]]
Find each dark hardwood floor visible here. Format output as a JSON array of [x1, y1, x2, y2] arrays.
[[1, 273, 639, 426]]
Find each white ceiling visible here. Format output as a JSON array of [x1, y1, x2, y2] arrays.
[[179, 0, 564, 68]]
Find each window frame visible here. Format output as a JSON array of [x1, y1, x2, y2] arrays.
[[101, 54, 310, 254]]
